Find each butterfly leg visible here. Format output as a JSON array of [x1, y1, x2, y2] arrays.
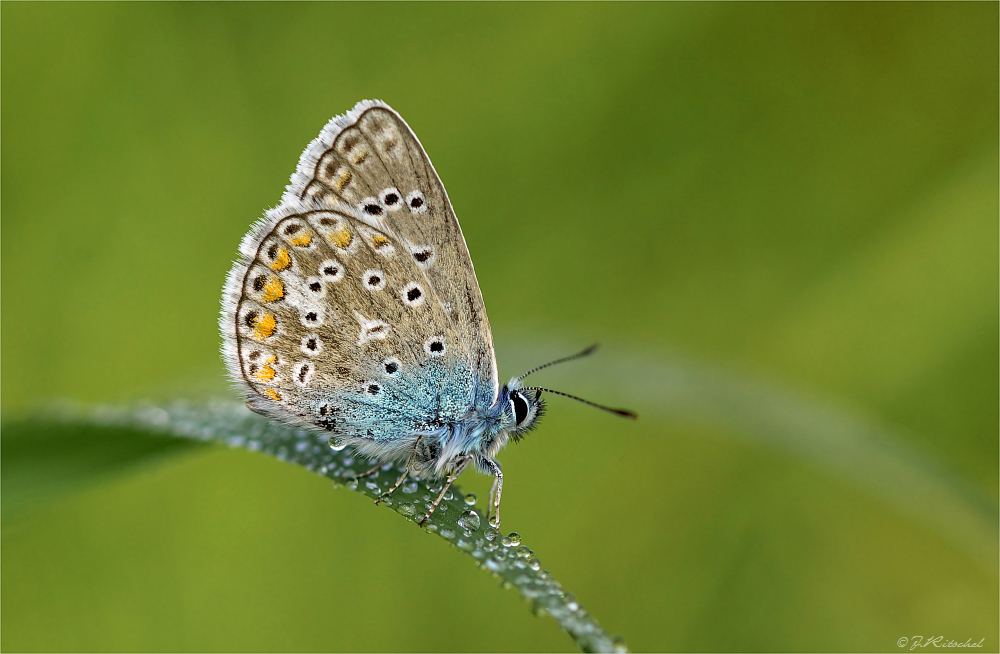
[[418, 455, 471, 526], [481, 457, 504, 530], [348, 463, 382, 481], [375, 434, 424, 504], [375, 468, 409, 505]]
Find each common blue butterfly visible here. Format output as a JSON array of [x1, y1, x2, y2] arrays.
[[221, 100, 634, 528]]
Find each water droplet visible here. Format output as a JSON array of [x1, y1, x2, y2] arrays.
[[488, 514, 500, 528], [365, 481, 380, 493], [612, 636, 628, 653], [567, 601, 580, 612], [443, 489, 453, 501], [516, 545, 531, 558], [507, 532, 521, 546], [328, 436, 347, 451], [457, 510, 481, 532], [472, 549, 486, 559], [439, 528, 455, 539], [427, 483, 443, 494], [295, 441, 309, 452], [401, 481, 419, 494], [464, 493, 477, 506], [342, 456, 354, 467], [484, 528, 498, 542], [424, 523, 438, 532], [501, 536, 512, 547], [528, 558, 541, 571], [437, 502, 448, 512], [502, 580, 512, 590], [485, 558, 505, 572], [399, 503, 414, 515], [380, 462, 393, 471]]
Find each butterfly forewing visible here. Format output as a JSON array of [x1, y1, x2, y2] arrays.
[[284, 101, 499, 408]]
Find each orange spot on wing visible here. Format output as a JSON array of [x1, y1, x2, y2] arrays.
[[371, 234, 389, 247], [253, 314, 276, 339], [289, 231, 313, 247], [261, 276, 284, 302], [334, 168, 352, 191], [264, 388, 281, 401], [270, 247, 291, 271], [256, 365, 276, 382], [330, 226, 352, 249]]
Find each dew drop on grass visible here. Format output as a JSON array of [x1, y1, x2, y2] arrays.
[[440, 528, 456, 539], [507, 532, 521, 546], [457, 509, 481, 532], [516, 545, 531, 558], [464, 493, 477, 505], [328, 436, 347, 451], [401, 481, 419, 494]]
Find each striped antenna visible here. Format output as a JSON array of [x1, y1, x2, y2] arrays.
[[516, 344, 599, 382], [521, 386, 637, 420]]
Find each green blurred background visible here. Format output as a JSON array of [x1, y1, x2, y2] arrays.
[[2, 3, 997, 651]]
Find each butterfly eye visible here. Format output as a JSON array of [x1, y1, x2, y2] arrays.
[[379, 187, 402, 211], [510, 391, 530, 426], [405, 190, 428, 214]]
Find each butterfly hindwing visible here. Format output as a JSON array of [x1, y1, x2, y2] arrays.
[[223, 201, 474, 445]]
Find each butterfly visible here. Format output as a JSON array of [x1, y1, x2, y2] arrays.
[[220, 100, 635, 529]]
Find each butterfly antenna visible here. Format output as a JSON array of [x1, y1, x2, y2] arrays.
[[522, 386, 637, 420], [516, 344, 600, 382]]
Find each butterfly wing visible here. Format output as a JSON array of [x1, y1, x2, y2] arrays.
[[283, 100, 498, 409], [220, 101, 497, 455]]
